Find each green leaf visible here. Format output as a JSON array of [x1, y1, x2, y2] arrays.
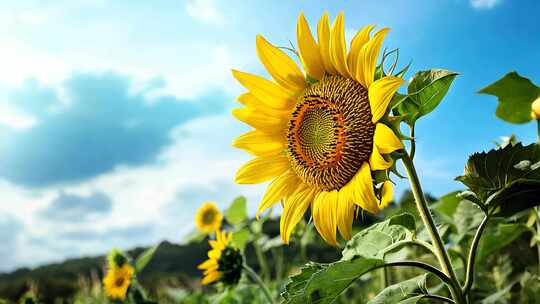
[[393, 69, 458, 125], [367, 274, 428, 304], [135, 245, 158, 273], [478, 71, 540, 124], [231, 227, 251, 250], [342, 213, 416, 261], [456, 143, 540, 216], [454, 200, 484, 239], [476, 222, 528, 263], [283, 258, 385, 304], [226, 196, 247, 225], [431, 191, 462, 224], [183, 229, 207, 244]]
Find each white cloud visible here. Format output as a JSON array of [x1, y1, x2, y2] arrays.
[[0, 102, 38, 130], [470, 0, 501, 9], [185, 0, 223, 24]]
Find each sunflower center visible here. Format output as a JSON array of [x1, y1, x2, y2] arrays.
[[202, 210, 215, 225], [287, 75, 374, 191], [115, 277, 125, 287]]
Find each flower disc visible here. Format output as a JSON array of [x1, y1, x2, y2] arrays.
[[287, 75, 374, 191]]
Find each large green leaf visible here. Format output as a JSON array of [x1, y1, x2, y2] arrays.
[[226, 196, 247, 225], [456, 143, 540, 216], [342, 213, 416, 261], [478, 71, 540, 124], [431, 191, 462, 224], [283, 258, 385, 304], [231, 227, 251, 250], [393, 69, 458, 125], [476, 222, 528, 263], [367, 274, 428, 304], [283, 214, 418, 304]]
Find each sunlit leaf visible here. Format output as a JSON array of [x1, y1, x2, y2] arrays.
[[478, 71, 540, 124], [226, 196, 248, 225], [135, 245, 158, 273], [232, 227, 251, 250], [392, 69, 458, 125]]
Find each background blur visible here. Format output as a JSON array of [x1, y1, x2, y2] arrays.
[[0, 0, 538, 272]]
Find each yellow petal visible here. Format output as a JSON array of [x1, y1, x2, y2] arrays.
[[337, 185, 355, 240], [297, 13, 325, 80], [232, 70, 297, 110], [197, 259, 217, 270], [374, 123, 403, 154], [350, 162, 379, 214], [369, 76, 405, 123], [356, 28, 390, 88], [312, 190, 338, 245], [317, 12, 337, 74], [329, 12, 350, 78], [208, 249, 221, 260], [380, 181, 393, 208], [235, 153, 290, 184], [237, 93, 290, 118], [348, 24, 375, 77], [232, 107, 287, 134], [232, 130, 285, 156], [257, 171, 301, 218], [280, 186, 315, 244], [201, 271, 222, 285], [256, 35, 306, 91], [369, 144, 392, 170]]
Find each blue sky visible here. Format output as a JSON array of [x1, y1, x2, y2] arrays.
[[0, 0, 538, 271]]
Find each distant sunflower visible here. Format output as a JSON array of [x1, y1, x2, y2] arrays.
[[232, 12, 403, 245], [102, 264, 134, 300], [195, 201, 223, 233], [198, 230, 243, 285]]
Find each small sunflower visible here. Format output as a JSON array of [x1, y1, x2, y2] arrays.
[[102, 263, 134, 300], [195, 201, 223, 233], [198, 230, 243, 285], [232, 12, 404, 245], [532, 96, 540, 120]]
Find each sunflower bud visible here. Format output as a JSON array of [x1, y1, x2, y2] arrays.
[[532, 96, 540, 120], [107, 248, 127, 269]]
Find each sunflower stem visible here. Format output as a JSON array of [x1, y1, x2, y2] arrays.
[[462, 215, 489, 294], [401, 153, 465, 304], [253, 236, 270, 281], [243, 264, 274, 304]]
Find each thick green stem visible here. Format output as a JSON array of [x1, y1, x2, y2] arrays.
[[462, 215, 489, 294], [401, 153, 465, 303], [243, 264, 274, 304]]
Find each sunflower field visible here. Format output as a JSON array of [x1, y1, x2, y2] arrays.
[[2, 7, 540, 304]]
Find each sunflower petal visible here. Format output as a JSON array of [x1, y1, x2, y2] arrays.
[[312, 191, 338, 245], [317, 12, 337, 74], [235, 153, 289, 184], [329, 12, 349, 78], [374, 123, 403, 154], [380, 181, 393, 208], [297, 13, 325, 80], [198, 259, 217, 270], [369, 144, 392, 170], [257, 171, 301, 218], [337, 185, 355, 240], [356, 28, 390, 88], [256, 35, 306, 91], [348, 24, 375, 77], [369, 76, 405, 123], [232, 130, 285, 156], [237, 93, 290, 118], [232, 107, 287, 134], [232, 70, 296, 110], [201, 271, 222, 285], [280, 186, 315, 244], [350, 162, 379, 214]]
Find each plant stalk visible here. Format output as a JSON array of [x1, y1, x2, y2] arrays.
[[243, 264, 274, 304], [401, 153, 465, 303], [462, 215, 489, 294], [253, 236, 270, 281]]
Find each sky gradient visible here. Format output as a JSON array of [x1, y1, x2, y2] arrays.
[[0, 0, 539, 271]]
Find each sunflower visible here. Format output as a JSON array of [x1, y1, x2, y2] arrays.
[[195, 201, 223, 233], [198, 230, 243, 285], [102, 263, 134, 300], [232, 12, 404, 245], [532, 96, 540, 120]]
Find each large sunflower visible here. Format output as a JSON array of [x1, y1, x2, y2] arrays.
[[232, 12, 405, 245]]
